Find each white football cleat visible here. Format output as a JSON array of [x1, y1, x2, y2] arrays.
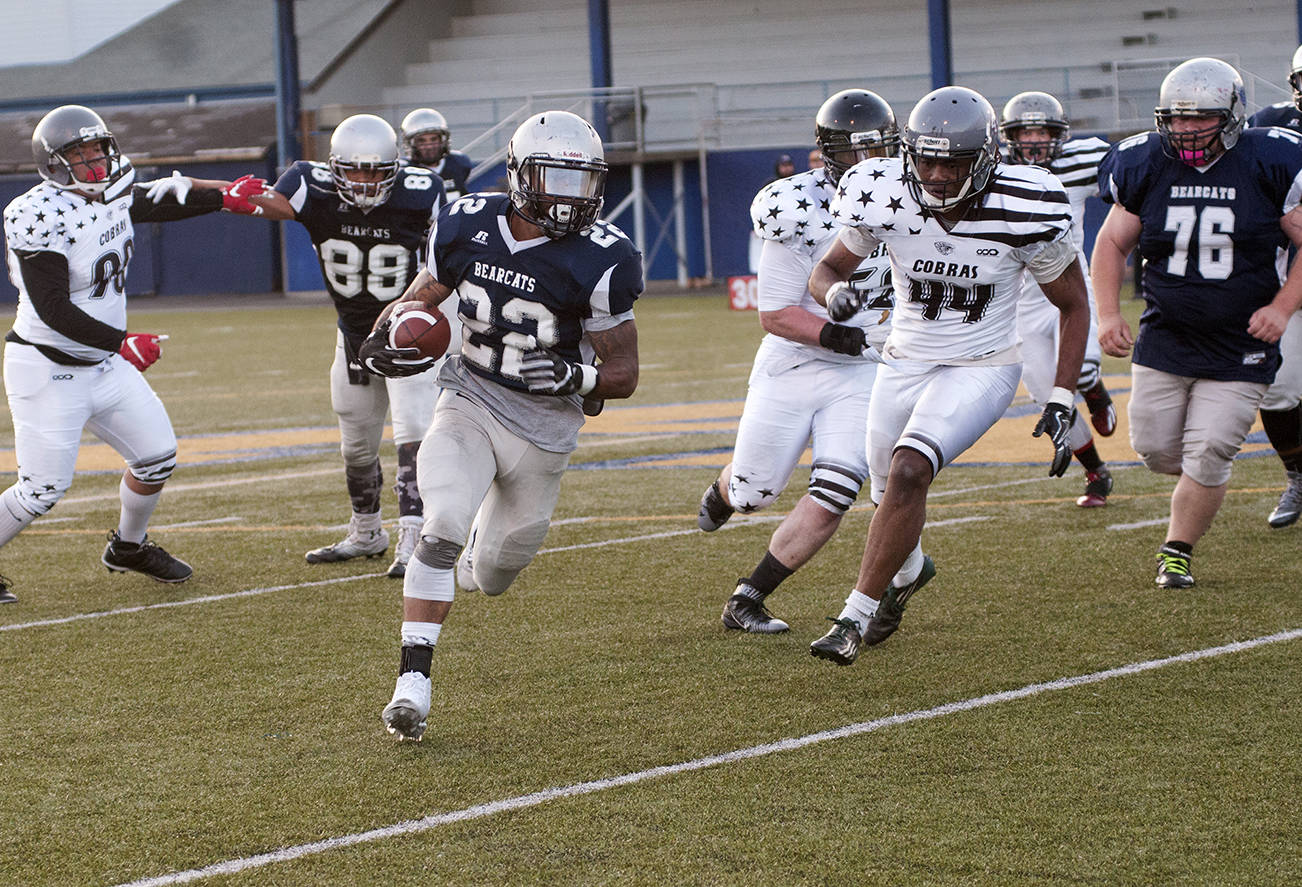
[[305, 516, 389, 564], [387, 519, 422, 578], [382, 671, 431, 742], [455, 526, 480, 592]]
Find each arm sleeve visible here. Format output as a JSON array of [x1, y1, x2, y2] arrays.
[[755, 238, 813, 311], [129, 185, 222, 222], [12, 250, 124, 350]]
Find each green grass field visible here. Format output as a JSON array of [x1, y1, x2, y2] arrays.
[[1, 290, 1298, 886]]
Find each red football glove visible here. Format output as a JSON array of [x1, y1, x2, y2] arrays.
[[119, 333, 163, 372], [221, 175, 270, 215]]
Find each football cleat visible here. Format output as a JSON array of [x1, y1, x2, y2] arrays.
[[697, 480, 734, 532], [1076, 467, 1114, 508], [1080, 381, 1117, 437], [863, 555, 936, 646], [809, 617, 863, 666], [102, 531, 193, 583], [455, 526, 480, 592], [0, 574, 15, 605], [1155, 545, 1195, 589], [1267, 469, 1302, 528], [382, 670, 431, 742], [720, 582, 789, 633], [387, 521, 421, 579], [305, 518, 389, 564]]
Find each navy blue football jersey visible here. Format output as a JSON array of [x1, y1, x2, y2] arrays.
[[1098, 128, 1302, 382], [1250, 102, 1302, 131], [430, 192, 641, 387], [274, 160, 445, 337], [403, 151, 474, 202]]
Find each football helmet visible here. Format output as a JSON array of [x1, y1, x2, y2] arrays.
[[1000, 91, 1070, 164], [31, 105, 129, 195], [814, 89, 900, 185], [506, 110, 607, 238], [1154, 57, 1245, 166], [902, 86, 1000, 212], [400, 108, 450, 165], [1288, 45, 1302, 111], [329, 114, 400, 210]]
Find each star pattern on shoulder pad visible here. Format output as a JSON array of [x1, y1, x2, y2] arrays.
[[795, 197, 811, 211], [886, 197, 904, 212], [869, 168, 886, 180], [767, 205, 781, 220], [857, 190, 874, 207]]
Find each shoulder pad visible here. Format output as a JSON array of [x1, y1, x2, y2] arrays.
[[4, 187, 67, 252], [750, 169, 827, 244]]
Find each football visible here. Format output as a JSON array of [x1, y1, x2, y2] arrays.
[[388, 304, 451, 361]]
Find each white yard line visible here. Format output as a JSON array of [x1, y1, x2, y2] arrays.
[[59, 468, 338, 506], [112, 628, 1302, 887], [1108, 517, 1171, 530]]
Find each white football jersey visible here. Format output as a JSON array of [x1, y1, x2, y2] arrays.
[[750, 168, 893, 361], [832, 156, 1074, 364], [1046, 136, 1109, 253], [4, 178, 136, 362]]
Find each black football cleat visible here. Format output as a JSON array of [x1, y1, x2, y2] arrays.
[[697, 480, 734, 532], [0, 574, 15, 604], [721, 583, 789, 633], [1076, 466, 1114, 508], [102, 531, 193, 583], [863, 555, 936, 647], [1154, 545, 1195, 589], [809, 617, 863, 666]]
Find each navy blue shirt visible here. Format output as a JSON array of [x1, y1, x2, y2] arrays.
[[274, 160, 445, 338], [430, 193, 642, 393], [1250, 102, 1302, 131], [1099, 129, 1302, 382]]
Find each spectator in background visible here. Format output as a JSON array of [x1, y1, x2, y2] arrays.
[[1093, 58, 1302, 588], [772, 153, 796, 182], [808, 148, 824, 170]]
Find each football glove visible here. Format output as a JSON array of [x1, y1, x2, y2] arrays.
[[1032, 397, 1076, 477], [119, 332, 163, 372], [824, 281, 864, 322], [143, 170, 191, 205], [519, 345, 598, 396], [221, 174, 271, 215], [819, 322, 867, 356], [357, 320, 437, 377]]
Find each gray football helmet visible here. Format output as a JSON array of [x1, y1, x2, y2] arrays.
[[814, 89, 900, 186], [506, 110, 607, 238], [1000, 91, 1070, 164], [1288, 45, 1302, 111], [329, 114, 400, 210], [902, 86, 1000, 212], [400, 108, 450, 165], [1154, 57, 1245, 166], [31, 104, 129, 194]]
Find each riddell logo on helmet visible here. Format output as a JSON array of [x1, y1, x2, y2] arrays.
[[77, 125, 106, 138], [916, 136, 951, 150]]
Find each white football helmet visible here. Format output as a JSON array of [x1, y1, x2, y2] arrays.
[[1288, 45, 1302, 111], [329, 114, 400, 210], [902, 86, 1000, 212], [506, 110, 607, 238], [400, 108, 450, 165], [32, 105, 130, 194], [1154, 57, 1245, 166]]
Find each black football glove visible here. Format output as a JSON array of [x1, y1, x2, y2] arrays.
[[819, 322, 867, 356], [519, 345, 597, 396], [824, 281, 864, 322], [1032, 401, 1076, 477], [357, 319, 437, 378]]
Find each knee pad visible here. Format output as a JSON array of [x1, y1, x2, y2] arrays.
[[1183, 441, 1238, 488], [807, 460, 864, 515], [6, 477, 69, 517], [128, 450, 176, 485], [727, 474, 782, 514], [413, 536, 462, 570], [1139, 449, 1183, 477]]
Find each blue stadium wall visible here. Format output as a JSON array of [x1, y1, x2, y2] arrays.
[[0, 159, 281, 302]]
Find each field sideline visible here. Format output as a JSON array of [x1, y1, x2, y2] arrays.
[[1, 291, 1298, 886]]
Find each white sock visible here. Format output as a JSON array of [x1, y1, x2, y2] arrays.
[[401, 621, 442, 648], [352, 510, 382, 533], [117, 478, 161, 544], [891, 543, 925, 589], [838, 589, 879, 635]]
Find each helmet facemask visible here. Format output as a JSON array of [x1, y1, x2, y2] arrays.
[[1154, 58, 1245, 167], [820, 130, 900, 186], [1003, 122, 1068, 164], [903, 139, 995, 211], [508, 154, 607, 238], [1155, 110, 1232, 166], [405, 129, 448, 166], [330, 158, 399, 210], [50, 136, 127, 195]]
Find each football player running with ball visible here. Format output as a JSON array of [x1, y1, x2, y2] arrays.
[[807, 87, 1090, 665], [1000, 91, 1119, 508], [1093, 58, 1302, 587], [0, 105, 268, 603], [698, 89, 932, 636], [358, 110, 643, 741], [245, 114, 457, 579]]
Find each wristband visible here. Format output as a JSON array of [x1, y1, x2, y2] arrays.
[[1048, 386, 1074, 408]]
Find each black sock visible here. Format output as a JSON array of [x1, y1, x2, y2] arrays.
[[1074, 442, 1104, 473], [746, 550, 794, 596], [1162, 540, 1193, 555], [1260, 406, 1302, 462], [399, 644, 433, 677]]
